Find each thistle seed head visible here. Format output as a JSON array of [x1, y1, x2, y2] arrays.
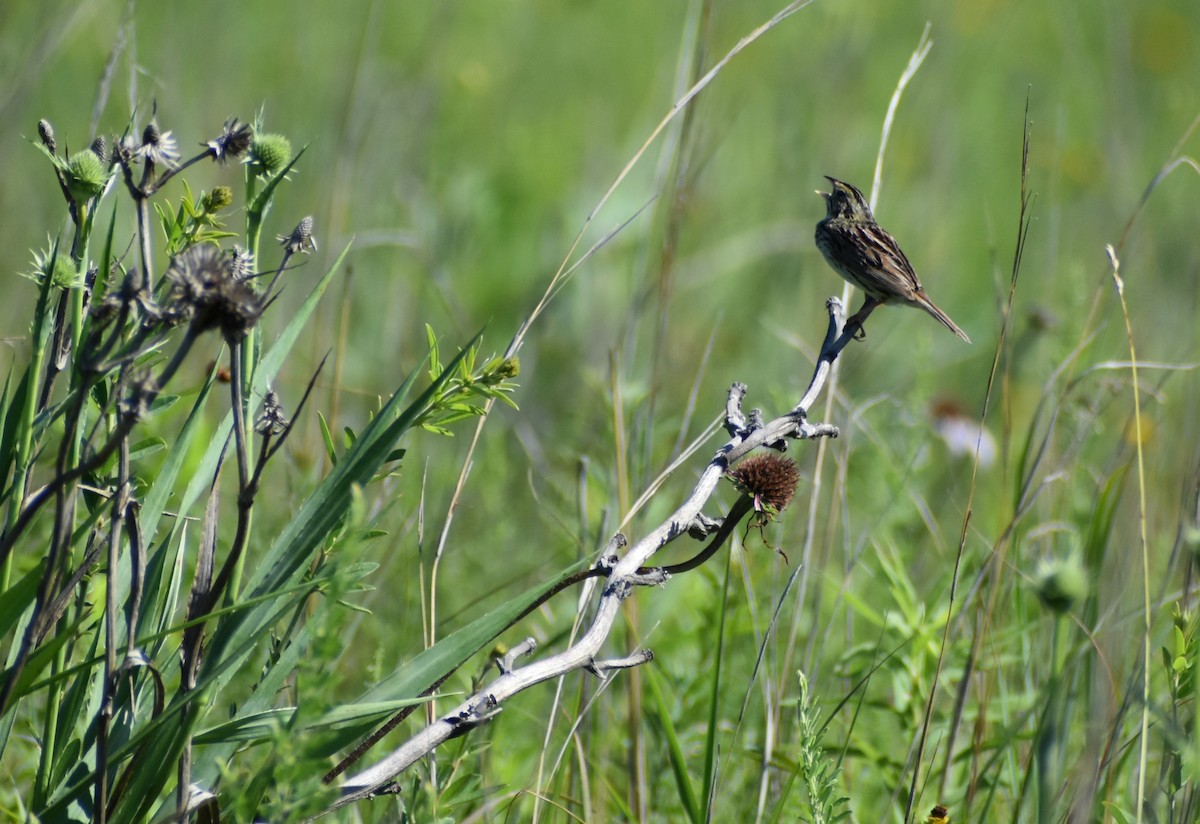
[[726, 454, 800, 514], [165, 245, 262, 343]]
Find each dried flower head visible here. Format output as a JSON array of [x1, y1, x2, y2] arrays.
[[245, 133, 292, 178], [205, 117, 254, 164], [278, 215, 317, 254], [228, 246, 256, 280], [138, 120, 179, 169], [165, 245, 262, 342], [113, 135, 138, 166], [726, 454, 800, 515], [255, 390, 289, 436], [90, 135, 109, 162], [119, 371, 157, 423], [37, 119, 56, 153]]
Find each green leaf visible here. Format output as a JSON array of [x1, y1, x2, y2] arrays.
[[194, 698, 430, 745], [0, 564, 40, 641], [357, 556, 589, 709], [318, 411, 337, 465], [127, 437, 166, 463], [645, 664, 701, 823], [247, 146, 307, 220]]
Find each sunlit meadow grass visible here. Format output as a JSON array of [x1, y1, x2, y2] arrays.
[[1, 1, 1198, 822]]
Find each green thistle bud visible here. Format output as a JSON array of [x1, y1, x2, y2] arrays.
[[202, 186, 234, 212], [65, 149, 106, 203], [1034, 552, 1088, 614], [49, 256, 79, 289], [245, 133, 292, 177]]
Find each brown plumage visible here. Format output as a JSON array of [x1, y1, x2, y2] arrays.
[[814, 177, 970, 343]]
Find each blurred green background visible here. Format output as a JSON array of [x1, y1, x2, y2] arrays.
[[2, 0, 1199, 817]]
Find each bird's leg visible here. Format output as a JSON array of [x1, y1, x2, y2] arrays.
[[844, 297, 880, 341]]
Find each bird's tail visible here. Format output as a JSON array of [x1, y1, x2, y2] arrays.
[[915, 294, 971, 343]]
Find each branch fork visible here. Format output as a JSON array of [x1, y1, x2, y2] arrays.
[[324, 297, 852, 813]]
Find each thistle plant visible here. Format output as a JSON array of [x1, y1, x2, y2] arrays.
[[0, 112, 516, 823]]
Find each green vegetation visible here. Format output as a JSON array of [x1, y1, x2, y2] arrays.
[[0, 0, 1198, 821]]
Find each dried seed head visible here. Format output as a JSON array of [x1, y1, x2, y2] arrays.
[[165, 245, 263, 343], [228, 246, 256, 280], [65, 149, 107, 203], [205, 117, 254, 164], [726, 454, 800, 514], [90, 294, 122, 328], [113, 135, 138, 165], [245, 133, 292, 177], [138, 119, 179, 169], [255, 390, 289, 436], [90, 135, 108, 161], [37, 119, 56, 153], [119, 371, 157, 422], [278, 215, 316, 254]]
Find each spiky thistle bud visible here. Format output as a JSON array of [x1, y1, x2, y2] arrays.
[[65, 149, 107, 203], [245, 133, 292, 177]]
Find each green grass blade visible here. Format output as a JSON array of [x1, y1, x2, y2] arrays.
[[357, 557, 589, 706], [700, 553, 732, 821], [645, 662, 701, 823]]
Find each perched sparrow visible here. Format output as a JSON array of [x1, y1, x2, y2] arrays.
[[815, 177, 970, 342]]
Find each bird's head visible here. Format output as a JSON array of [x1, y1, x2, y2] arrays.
[[817, 177, 872, 222]]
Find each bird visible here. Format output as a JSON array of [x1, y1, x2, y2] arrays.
[[814, 176, 970, 343]]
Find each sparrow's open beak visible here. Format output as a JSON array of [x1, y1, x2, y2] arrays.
[[815, 189, 829, 200]]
